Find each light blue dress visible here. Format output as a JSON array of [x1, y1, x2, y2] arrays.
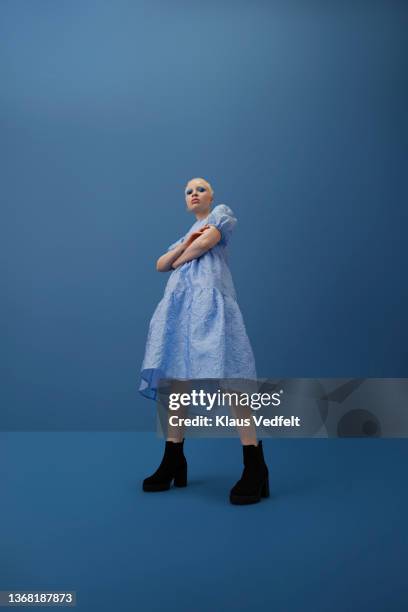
[[139, 204, 257, 400]]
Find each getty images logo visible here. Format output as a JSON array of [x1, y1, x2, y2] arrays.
[[168, 388, 284, 411]]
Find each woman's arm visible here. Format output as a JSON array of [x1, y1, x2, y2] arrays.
[[156, 224, 219, 272], [171, 226, 221, 269], [156, 241, 188, 272]]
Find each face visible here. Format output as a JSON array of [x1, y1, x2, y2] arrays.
[[185, 179, 213, 215]]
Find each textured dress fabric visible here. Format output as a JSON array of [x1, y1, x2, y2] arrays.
[[139, 204, 257, 401]]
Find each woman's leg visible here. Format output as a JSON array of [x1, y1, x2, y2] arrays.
[[166, 379, 190, 442], [142, 379, 190, 492], [225, 386, 269, 504], [221, 385, 258, 446]]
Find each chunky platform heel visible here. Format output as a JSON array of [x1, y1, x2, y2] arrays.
[[143, 439, 188, 492], [229, 440, 270, 505]]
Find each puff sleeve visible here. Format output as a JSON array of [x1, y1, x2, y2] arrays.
[[206, 204, 237, 246]]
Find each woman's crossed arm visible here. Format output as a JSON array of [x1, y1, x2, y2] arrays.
[[156, 225, 221, 272]]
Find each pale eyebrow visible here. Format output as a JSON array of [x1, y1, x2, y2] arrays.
[[186, 184, 206, 191]]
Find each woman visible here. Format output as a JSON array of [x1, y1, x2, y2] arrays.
[[139, 177, 269, 504]]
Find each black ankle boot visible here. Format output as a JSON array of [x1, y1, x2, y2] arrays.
[[143, 439, 188, 492], [229, 440, 269, 505]]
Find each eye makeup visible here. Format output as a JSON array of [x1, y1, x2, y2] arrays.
[[185, 186, 207, 195]]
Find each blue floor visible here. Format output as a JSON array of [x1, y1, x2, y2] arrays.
[[1, 433, 407, 611]]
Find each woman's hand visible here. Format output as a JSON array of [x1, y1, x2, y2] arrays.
[[182, 225, 211, 249], [171, 225, 221, 269], [157, 226, 212, 272], [171, 226, 211, 269]]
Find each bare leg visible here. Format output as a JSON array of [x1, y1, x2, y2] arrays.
[[166, 379, 190, 442], [222, 386, 258, 446]]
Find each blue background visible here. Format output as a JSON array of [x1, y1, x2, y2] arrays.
[[1, 1, 407, 610]]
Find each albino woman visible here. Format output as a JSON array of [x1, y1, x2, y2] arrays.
[[139, 177, 269, 504]]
